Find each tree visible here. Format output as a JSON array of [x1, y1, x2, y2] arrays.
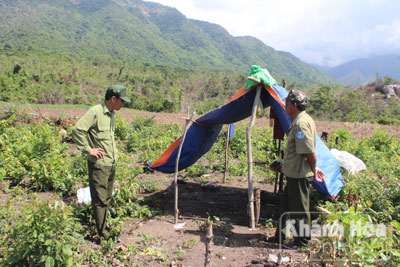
[[309, 84, 335, 120]]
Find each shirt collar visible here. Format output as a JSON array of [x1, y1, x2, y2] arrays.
[[293, 110, 307, 123], [288, 111, 307, 131], [101, 101, 113, 115]]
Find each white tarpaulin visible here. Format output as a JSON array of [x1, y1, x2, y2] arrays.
[[330, 149, 367, 174], [77, 187, 91, 204]]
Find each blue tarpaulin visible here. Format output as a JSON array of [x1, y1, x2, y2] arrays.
[[151, 67, 343, 197]]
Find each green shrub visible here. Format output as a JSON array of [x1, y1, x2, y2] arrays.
[[126, 115, 181, 164], [0, 120, 80, 194], [114, 113, 131, 141], [311, 205, 400, 265], [377, 115, 400, 125], [315, 127, 400, 264], [0, 196, 84, 267]]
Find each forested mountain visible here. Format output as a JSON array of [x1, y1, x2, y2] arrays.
[[0, 0, 333, 86], [314, 54, 400, 86]]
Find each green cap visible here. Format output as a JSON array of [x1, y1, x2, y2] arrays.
[[107, 85, 131, 103], [286, 90, 307, 104]]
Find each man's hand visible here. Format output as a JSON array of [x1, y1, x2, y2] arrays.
[[314, 167, 325, 182], [90, 148, 104, 159]]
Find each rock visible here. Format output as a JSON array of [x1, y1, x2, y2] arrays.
[[174, 222, 186, 230], [394, 84, 400, 97], [382, 84, 399, 98]]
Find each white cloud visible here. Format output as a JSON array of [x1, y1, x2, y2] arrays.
[[385, 20, 400, 44], [145, 0, 400, 66]]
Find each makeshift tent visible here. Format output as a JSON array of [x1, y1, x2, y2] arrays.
[[150, 66, 343, 198]]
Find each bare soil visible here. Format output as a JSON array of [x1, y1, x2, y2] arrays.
[[3, 106, 400, 266], [113, 173, 308, 266]]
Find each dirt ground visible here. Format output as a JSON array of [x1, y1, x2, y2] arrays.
[[3, 106, 400, 266], [112, 173, 308, 266]]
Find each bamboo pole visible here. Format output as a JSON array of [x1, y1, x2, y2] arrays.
[[174, 109, 195, 224], [223, 124, 230, 183], [246, 78, 262, 229]]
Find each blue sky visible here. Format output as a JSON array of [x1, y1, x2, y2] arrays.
[[145, 0, 400, 67]]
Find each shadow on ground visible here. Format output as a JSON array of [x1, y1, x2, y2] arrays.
[[144, 180, 280, 226], [141, 180, 282, 249]]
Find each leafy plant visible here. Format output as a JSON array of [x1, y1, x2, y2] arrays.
[[0, 196, 84, 267], [311, 206, 400, 265]]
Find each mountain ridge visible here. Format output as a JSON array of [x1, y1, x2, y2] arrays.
[[0, 0, 334, 86], [313, 54, 400, 85]]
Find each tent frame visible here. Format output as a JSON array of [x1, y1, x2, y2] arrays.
[[246, 76, 262, 229]]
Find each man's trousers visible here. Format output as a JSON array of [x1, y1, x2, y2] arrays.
[[88, 161, 116, 238], [277, 176, 312, 246]]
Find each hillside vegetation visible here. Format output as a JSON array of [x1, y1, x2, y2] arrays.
[[1, 51, 400, 125], [1, 0, 400, 265], [0, 0, 334, 87], [308, 77, 400, 125], [0, 51, 249, 114], [1, 107, 400, 265]]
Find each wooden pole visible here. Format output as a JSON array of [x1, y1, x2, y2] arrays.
[[246, 78, 262, 229], [274, 140, 281, 194], [223, 124, 230, 183], [278, 172, 284, 194], [275, 78, 286, 195], [174, 109, 194, 224], [254, 188, 261, 225], [204, 222, 213, 267]]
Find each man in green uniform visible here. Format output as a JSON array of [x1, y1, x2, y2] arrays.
[[72, 85, 130, 240], [275, 90, 322, 248]]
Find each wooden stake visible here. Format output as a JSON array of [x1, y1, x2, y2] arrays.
[[223, 124, 230, 183], [278, 172, 284, 194], [274, 140, 281, 194], [174, 109, 195, 224], [205, 222, 213, 267], [246, 81, 262, 230], [255, 188, 261, 225]]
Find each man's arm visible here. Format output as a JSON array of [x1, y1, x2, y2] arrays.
[[305, 152, 324, 182], [72, 109, 101, 157], [72, 126, 92, 154], [305, 153, 317, 174]]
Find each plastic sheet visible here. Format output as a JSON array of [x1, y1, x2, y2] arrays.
[[77, 187, 91, 204], [330, 149, 367, 174]]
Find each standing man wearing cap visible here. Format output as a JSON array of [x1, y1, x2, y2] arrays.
[[72, 85, 130, 240], [274, 89, 321, 249]]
